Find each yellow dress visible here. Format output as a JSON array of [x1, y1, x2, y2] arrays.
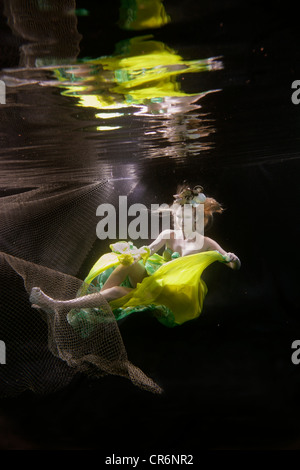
[[81, 242, 227, 328]]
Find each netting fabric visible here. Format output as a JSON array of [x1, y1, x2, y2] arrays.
[[0, 182, 162, 397]]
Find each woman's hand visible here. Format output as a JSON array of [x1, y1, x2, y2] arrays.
[[135, 245, 151, 264], [224, 252, 241, 270]]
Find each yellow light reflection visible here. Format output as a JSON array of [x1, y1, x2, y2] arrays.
[[95, 112, 125, 119], [119, 0, 170, 30], [96, 126, 122, 131], [54, 35, 222, 121]]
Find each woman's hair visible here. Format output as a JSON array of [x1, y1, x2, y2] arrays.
[[203, 196, 224, 229], [171, 183, 224, 230]]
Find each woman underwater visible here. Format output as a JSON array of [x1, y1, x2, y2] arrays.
[[30, 185, 241, 328]]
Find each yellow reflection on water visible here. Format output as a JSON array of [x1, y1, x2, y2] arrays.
[[54, 35, 222, 119], [96, 126, 122, 131], [119, 0, 170, 30]]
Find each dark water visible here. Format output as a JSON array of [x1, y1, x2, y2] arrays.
[[0, 0, 300, 454]]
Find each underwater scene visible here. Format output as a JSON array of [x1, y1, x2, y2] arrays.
[[0, 0, 299, 455]]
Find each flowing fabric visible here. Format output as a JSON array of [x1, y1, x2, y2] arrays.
[[82, 243, 227, 327]]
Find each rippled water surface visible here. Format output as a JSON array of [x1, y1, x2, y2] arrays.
[[1, 2, 299, 193]]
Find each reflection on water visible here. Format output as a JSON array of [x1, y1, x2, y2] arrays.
[[3, 0, 82, 68], [0, 17, 223, 187], [119, 0, 170, 30], [50, 34, 222, 162], [54, 36, 221, 118]]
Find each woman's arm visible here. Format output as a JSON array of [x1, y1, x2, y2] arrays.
[[203, 237, 241, 270]]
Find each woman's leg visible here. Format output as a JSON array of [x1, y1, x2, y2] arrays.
[[101, 285, 132, 301], [30, 262, 147, 313], [30, 285, 133, 312], [30, 263, 147, 312], [101, 261, 147, 291]]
